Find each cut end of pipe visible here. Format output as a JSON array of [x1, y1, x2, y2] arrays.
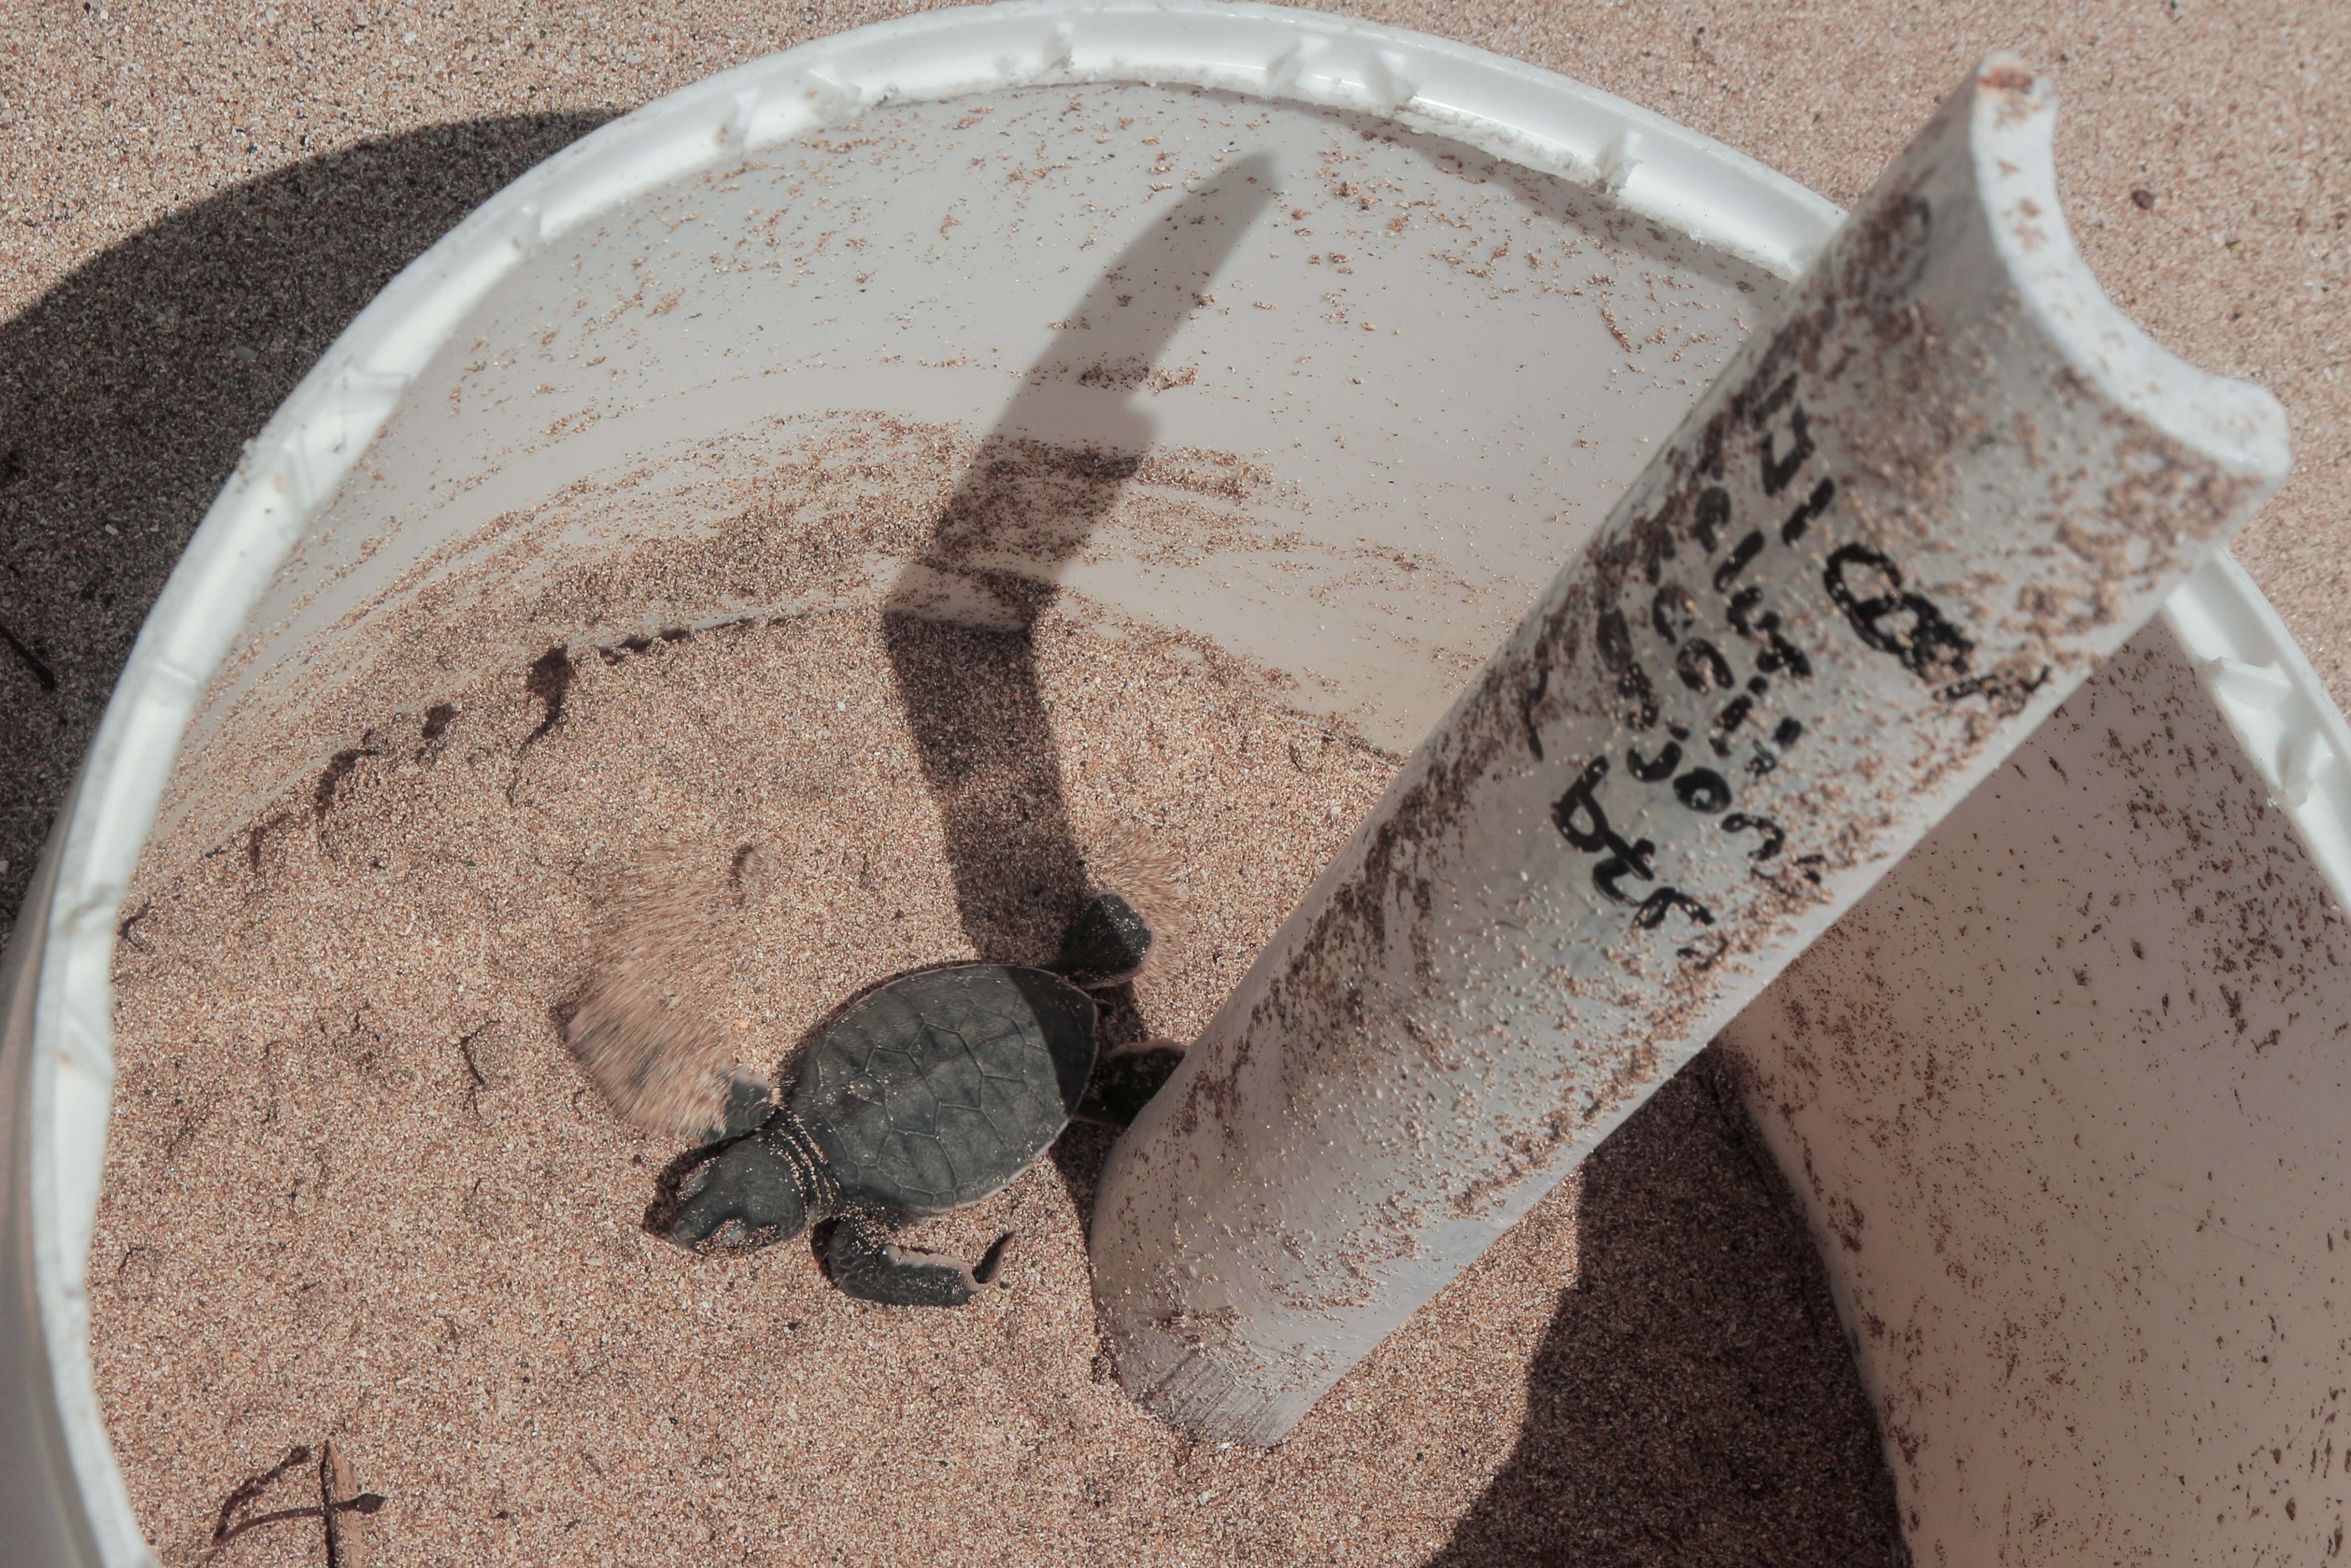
[[1128, 1345, 1299, 1449], [1964, 49, 2291, 487]]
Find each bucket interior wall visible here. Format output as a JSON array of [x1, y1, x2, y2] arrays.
[[150, 83, 1769, 876], [1722, 617, 2351, 1562]]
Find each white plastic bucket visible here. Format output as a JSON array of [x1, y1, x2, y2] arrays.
[[4, 3, 2345, 1562]]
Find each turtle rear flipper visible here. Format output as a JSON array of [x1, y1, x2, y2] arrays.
[[1046, 892, 1154, 989], [825, 1216, 1011, 1308]]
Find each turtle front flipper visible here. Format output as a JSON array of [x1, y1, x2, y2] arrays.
[[1078, 1039, 1186, 1126], [824, 1215, 1011, 1308], [653, 1131, 810, 1253], [707, 1069, 776, 1142]]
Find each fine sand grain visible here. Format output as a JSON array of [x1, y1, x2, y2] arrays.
[[92, 608, 1904, 1567]]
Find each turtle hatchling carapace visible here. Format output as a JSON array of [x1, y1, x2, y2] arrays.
[[650, 892, 1184, 1307]]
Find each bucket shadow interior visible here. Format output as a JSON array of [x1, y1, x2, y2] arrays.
[[879, 154, 1276, 966], [1424, 1049, 1911, 1568], [875, 157, 1275, 1223]]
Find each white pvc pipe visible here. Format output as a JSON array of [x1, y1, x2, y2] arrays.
[[1088, 55, 2293, 1446]]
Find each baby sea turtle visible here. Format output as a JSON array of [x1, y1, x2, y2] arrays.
[[651, 892, 1182, 1307]]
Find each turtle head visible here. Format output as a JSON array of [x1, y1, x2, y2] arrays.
[[652, 1132, 809, 1252]]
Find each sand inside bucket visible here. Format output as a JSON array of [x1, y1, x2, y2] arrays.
[[90, 587, 1905, 1566]]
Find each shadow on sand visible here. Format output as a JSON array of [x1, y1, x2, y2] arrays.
[[1425, 1050, 1911, 1568], [0, 113, 612, 943], [876, 153, 1276, 978]]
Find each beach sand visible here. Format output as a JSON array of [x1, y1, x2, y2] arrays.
[[91, 608, 1903, 1566]]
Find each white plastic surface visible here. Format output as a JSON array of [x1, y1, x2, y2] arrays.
[[5, 3, 2345, 1563], [1720, 577, 2351, 1561]]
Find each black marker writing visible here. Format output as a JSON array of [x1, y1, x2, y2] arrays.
[[1541, 364, 2017, 951]]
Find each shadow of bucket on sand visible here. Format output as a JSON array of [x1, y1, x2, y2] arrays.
[[870, 155, 1278, 1235], [0, 113, 613, 946], [877, 152, 1279, 978], [1423, 1050, 1910, 1568]]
